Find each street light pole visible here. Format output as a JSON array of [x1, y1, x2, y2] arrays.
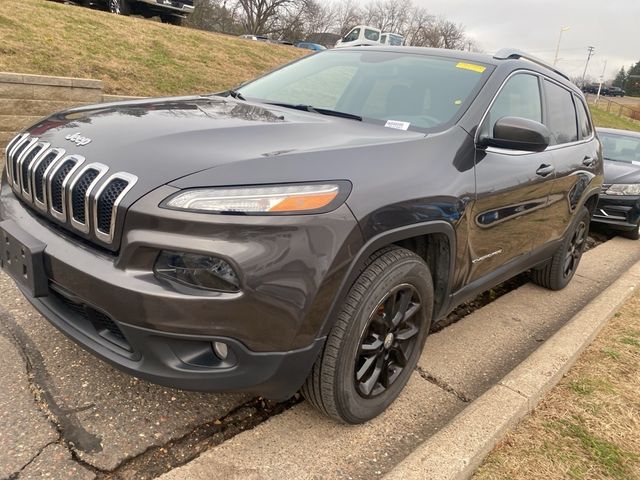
[[581, 46, 595, 87], [595, 60, 607, 106], [553, 26, 570, 67]]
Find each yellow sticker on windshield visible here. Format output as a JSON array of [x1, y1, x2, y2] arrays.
[[456, 62, 486, 73]]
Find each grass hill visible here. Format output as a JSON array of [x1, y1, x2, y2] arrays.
[[0, 0, 305, 97], [590, 105, 640, 132], [1, 1, 638, 134]]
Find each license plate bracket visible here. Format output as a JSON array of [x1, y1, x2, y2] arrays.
[[0, 220, 48, 297]]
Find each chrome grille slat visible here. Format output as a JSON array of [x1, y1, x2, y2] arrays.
[[47, 155, 85, 221], [11, 137, 37, 189], [6, 134, 30, 187], [32, 147, 66, 211], [20, 142, 50, 201], [6, 134, 137, 247], [68, 163, 109, 234], [94, 173, 137, 244]]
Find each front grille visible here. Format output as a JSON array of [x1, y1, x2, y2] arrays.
[[10, 138, 31, 183], [51, 288, 131, 352], [20, 144, 44, 194], [97, 179, 128, 233], [71, 169, 99, 224], [50, 159, 76, 213], [5, 134, 137, 249], [34, 152, 59, 203]]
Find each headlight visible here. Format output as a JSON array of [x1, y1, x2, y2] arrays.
[[605, 184, 640, 196], [162, 183, 346, 214]]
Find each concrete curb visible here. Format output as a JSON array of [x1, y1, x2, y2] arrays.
[[384, 258, 640, 480]]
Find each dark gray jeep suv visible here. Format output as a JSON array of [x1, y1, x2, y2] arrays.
[[0, 47, 602, 423]]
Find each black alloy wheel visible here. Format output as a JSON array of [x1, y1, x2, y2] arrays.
[[355, 284, 422, 398], [563, 218, 587, 279], [532, 206, 591, 291], [302, 246, 434, 424]]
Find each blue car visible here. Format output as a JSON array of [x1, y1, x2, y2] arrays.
[[295, 42, 327, 51]]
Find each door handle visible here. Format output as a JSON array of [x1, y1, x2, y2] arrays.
[[582, 156, 596, 167], [536, 164, 555, 177]]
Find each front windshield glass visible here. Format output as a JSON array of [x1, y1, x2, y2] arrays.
[[600, 132, 640, 164], [237, 50, 492, 131], [343, 28, 360, 42]]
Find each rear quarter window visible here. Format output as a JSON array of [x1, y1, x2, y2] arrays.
[[575, 96, 593, 139], [544, 80, 578, 145]]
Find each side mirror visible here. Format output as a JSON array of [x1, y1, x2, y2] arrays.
[[479, 116, 550, 152]]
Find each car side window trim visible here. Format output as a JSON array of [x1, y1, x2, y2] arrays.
[[573, 93, 594, 141], [474, 69, 541, 143], [474, 69, 544, 156], [475, 70, 595, 155], [541, 76, 593, 148]]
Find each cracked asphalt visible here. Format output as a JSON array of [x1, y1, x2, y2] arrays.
[[0, 271, 249, 479], [1, 235, 638, 479]]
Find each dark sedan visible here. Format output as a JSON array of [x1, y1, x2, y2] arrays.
[[592, 128, 640, 239]]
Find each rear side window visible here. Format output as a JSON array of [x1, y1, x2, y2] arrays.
[[544, 80, 578, 145], [575, 96, 593, 139], [482, 73, 542, 138]]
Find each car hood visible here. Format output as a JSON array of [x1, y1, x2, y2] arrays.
[[23, 95, 423, 201], [603, 159, 640, 185]]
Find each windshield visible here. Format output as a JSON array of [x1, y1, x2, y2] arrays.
[[600, 132, 640, 164], [343, 28, 360, 42], [237, 50, 492, 131]]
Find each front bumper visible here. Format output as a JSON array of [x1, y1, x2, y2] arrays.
[[0, 179, 362, 398], [591, 194, 640, 231]]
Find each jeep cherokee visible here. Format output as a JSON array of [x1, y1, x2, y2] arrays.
[[0, 47, 603, 423]]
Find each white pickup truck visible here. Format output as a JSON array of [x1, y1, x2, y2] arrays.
[[335, 25, 405, 48]]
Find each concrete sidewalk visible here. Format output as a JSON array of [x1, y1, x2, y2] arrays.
[[158, 237, 640, 480]]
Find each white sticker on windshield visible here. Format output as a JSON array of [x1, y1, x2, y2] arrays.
[[385, 120, 410, 131]]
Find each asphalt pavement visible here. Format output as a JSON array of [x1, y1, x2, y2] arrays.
[[1, 236, 639, 479]]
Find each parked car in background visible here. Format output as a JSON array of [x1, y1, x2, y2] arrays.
[[296, 42, 327, 51], [605, 86, 625, 97], [380, 32, 404, 46], [0, 47, 602, 424], [582, 84, 600, 94], [102, 0, 192, 24], [335, 25, 382, 47], [592, 128, 640, 239], [239, 34, 269, 42]]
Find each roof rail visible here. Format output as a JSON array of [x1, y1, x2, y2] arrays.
[[493, 48, 570, 81]]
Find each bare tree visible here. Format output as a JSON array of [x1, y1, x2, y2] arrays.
[[186, 0, 471, 50], [332, 0, 362, 37], [235, 0, 307, 35]]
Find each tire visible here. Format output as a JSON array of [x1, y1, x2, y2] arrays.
[[621, 222, 640, 240], [532, 206, 590, 290], [161, 14, 183, 25], [108, 0, 130, 15], [302, 246, 434, 424]]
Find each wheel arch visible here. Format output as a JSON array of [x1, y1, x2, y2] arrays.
[[319, 220, 456, 338]]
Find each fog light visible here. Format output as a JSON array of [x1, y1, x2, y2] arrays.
[[154, 251, 240, 292], [213, 341, 229, 360]]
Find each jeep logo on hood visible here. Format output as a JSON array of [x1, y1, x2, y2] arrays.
[[65, 132, 92, 146]]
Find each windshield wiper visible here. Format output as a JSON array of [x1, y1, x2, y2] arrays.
[[264, 102, 362, 121], [224, 89, 246, 101]]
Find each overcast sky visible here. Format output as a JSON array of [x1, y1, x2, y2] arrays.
[[414, 0, 639, 81]]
